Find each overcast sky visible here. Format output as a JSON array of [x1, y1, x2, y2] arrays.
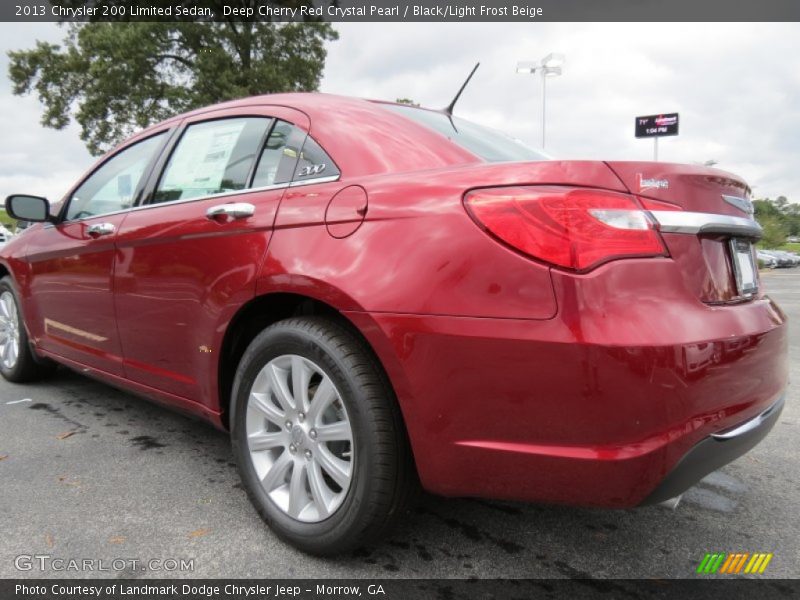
[[1, 22, 798, 202]]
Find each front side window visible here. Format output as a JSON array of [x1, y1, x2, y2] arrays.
[[65, 133, 166, 221], [153, 117, 271, 203]]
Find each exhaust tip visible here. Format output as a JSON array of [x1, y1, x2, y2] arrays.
[[658, 495, 683, 510]]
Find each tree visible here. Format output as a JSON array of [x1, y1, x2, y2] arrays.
[[395, 98, 419, 106], [758, 214, 789, 248], [9, 14, 337, 155], [754, 197, 793, 247]]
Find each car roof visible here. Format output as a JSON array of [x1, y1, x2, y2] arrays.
[[133, 93, 481, 177]]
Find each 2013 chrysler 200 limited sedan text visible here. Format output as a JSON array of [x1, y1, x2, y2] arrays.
[[0, 94, 787, 554]]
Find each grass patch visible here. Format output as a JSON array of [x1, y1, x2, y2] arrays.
[[778, 242, 800, 253]]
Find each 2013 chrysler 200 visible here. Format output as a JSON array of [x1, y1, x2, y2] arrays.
[[0, 94, 787, 554]]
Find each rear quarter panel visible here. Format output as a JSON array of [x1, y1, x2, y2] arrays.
[[258, 160, 625, 319]]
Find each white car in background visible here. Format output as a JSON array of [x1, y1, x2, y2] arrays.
[[0, 223, 12, 246]]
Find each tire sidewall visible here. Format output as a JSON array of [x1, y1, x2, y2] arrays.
[[231, 321, 383, 551], [0, 277, 30, 381]]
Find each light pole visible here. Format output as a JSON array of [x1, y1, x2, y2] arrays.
[[516, 53, 565, 149]]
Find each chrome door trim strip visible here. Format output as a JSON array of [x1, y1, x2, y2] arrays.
[[44, 174, 341, 227], [649, 210, 763, 239]]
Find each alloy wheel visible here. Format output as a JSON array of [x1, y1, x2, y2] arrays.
[[245, 354, 354, 522], [0, 291, 20, 370]]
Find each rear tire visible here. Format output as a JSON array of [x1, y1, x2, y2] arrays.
[[231, 316, 414, 555], [0, 276, 57, 383]]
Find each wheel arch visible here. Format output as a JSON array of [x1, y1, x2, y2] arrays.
[[216, 292, 412, 446]]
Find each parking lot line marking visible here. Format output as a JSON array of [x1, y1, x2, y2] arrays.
[[5, 399, 32, 404]]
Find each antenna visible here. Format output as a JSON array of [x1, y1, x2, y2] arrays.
[[443, 62, 480, 116]]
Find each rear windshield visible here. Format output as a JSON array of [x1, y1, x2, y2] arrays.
[[383, 104, 550, 163]]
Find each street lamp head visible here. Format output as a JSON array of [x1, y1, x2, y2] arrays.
[[542, 66, 562, 78], [516, 54, 565, 76], [516, 61, 538, 74], [542, 53, 566, 68]]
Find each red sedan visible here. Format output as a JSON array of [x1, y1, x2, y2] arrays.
[[0, 94, 787, 554]]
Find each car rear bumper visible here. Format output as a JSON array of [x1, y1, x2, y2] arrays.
[[346, 259, 789, 508], [641, 392, 785, 505]]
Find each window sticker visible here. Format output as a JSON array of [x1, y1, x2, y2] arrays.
[[160, 120, 247, 198]]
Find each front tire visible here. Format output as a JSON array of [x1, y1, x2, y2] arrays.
[[0, 276, 56, 383], [230, 317, 414, 555]]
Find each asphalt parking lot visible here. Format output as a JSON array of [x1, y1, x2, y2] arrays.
[[1, 271, 798, 580]]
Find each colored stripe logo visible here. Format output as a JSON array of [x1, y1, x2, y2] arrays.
[[696, 552, 773, 574]]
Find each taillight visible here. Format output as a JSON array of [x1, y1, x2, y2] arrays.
[[464, 186, 667, 271]]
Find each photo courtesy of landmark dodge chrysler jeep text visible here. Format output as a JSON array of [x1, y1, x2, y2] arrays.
[[0, 93, 787, 554]]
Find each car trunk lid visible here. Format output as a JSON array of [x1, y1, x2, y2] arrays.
[[605, 162, 761, 303]]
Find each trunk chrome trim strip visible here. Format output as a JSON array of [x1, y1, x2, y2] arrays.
[[722, 194, 755, 216], [649, 210, 763, 239]]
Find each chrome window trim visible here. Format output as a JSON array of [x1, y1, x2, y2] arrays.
[[44, 174, 340, 226], [288, 174, 340, 188], [649, 210, 763, 239]]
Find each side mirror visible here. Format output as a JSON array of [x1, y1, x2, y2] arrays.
[[4, 194, 53, 223]]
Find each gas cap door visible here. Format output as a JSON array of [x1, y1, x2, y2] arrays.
[[325, 185, 368, 238]]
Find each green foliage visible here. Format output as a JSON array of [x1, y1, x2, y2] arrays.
[[758, 215, 789, 248], [0, 210, 14, 228], [754, 196, 796, 248], [395, 98, 419, 106], [8, 16, 338, 155]]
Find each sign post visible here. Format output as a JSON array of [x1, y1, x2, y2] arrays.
[[635, 113, 679, 161]]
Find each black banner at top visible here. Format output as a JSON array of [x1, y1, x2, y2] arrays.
[[3, 0, 800, 22]]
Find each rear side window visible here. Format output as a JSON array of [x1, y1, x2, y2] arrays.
[[153, 117, 270, 203], [293, 136, 339, 182], [382, 104, 550, 163], [252, 121, 339, 187], [252, 121, 299, 188]]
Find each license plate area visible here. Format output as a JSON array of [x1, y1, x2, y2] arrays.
[[729, 238, 758, 297]]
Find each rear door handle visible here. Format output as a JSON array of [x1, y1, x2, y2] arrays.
[[206, 202, 255, 221], [86, 222, 116, 237]]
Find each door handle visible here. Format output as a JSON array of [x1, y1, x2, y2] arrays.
[[206, 202, 255, 221], [86, 222, 116, 237]]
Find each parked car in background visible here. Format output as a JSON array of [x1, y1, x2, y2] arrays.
[[0, 93, 788, 554], [13, 220, 31, 235], [759, 249, 793, 268], [0, 223, 13, 246], [779, 250, 800, 266], [757, 250, 778, 269]]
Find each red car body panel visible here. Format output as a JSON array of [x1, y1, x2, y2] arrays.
[[346, 265, 785, 506], [0, 93, 788, 508]]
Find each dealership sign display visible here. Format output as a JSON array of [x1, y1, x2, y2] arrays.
[[635, 113, 679, 138]]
